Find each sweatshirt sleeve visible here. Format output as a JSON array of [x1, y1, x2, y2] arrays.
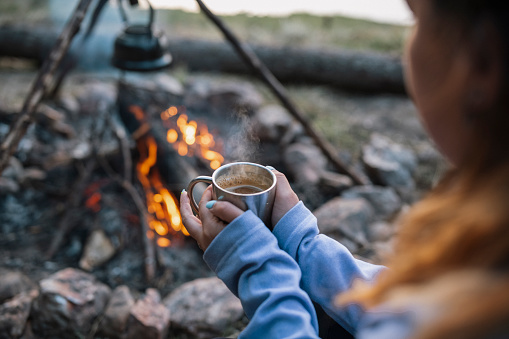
[[272, 202, 386, 334], [203, 210, 319, 339]]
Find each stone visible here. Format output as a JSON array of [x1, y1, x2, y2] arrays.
[[126, 289, 170, 339], [2, 157, 23, 181], [207, 82, 264, 116], [251, 104, 293, 142], [98, 285, 135, 339], [182, 79, 210, 112], [282, 139, 354, 196], [76, 82, 117, 115], [163, 277, 244, 339], [79, 229, 117, 271], [313, 198, 374, 252], [362, 133, 417, 195], [367, 221, 395, 243], [19, 168, 47, 184], [56, 93, 80, 116], [184, 78, 264, 117], [319, 170, 354, 193], [31, 268, 111, 338], [342, 185, 402, 220], [116, 74, 184, 126], [0, 177, 19, 194], [0, 290, 38, 339], [0, 270, 37, 304], [371, 239, 395, 262], [19, 320, 36, 339], [153, 74, 185, 96], [119, 72, 185, 103], [283, 142, 328, 185]]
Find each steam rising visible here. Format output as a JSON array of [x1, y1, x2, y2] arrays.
[[225, 109, 261, 163]]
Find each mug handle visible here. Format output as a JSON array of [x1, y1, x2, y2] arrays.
[[186, 176, 213, 214]]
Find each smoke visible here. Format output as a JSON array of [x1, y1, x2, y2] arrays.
[[224, 108, 261, 163]]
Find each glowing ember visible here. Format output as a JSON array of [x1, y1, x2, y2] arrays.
[[85, 192, 102, 213], [128, 104, 223, 247], [166, 108, 224, 170], [161, 106, 178, 120], [167, 129, 178, 143], [84, 179, 110, 213], [157, 238, 171, 247]]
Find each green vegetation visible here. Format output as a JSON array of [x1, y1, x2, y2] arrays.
[[158, 9, 410, 54]]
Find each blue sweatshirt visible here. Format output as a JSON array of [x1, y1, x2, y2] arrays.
[[203, 202, 389, 338]]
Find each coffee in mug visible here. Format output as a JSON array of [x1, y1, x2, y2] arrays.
[[186, 162, 277, 226]]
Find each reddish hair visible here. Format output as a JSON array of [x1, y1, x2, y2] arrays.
[[337, 1, 509, 337]]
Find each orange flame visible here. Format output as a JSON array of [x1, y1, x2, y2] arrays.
[[166, 109, 224, 170], [128, 104, 223, 247], [135, 138, 188, 245]]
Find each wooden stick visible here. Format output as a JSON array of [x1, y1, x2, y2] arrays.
[[106, 114, 133, 184], [101, 116, 156, 282], [46, 159, 96, 259], [0, 0, 94, 174], [195, 0, 370, 185], [119, 178, 156, 282], [98, 160, 157, 282]]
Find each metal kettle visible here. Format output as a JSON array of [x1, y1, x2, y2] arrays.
[[112, 0, 172, 72]]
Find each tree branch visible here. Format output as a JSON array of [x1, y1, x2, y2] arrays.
[[195, 0, 370, 185], [0, 0, 94, 173]]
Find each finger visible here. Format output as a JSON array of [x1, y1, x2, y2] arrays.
[[198, 185, 214, 215], [207, 200, 244, 223], [197, 185, 225, 224], [180, 190, 203, 240], [267, 168, 299, 228]]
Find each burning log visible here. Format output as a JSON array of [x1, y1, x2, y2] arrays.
[[116, 78, 226, 262], [117, 79, 223, 188]]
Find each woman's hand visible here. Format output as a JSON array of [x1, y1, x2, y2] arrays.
[[180, 185, 243, 251], [270, 169, 300, 228]]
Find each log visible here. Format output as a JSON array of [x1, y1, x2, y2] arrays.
[[0, 23, 405, 94], [171, 39, 404, 94], [116, 79, 203, 192]]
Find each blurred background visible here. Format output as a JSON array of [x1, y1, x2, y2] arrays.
[[0, 0, 418, 152], [143, 0, 413, 25]]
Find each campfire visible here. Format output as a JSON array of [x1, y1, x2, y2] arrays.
[[129, 104, 224, 248], [0, 1, 428, 337]]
